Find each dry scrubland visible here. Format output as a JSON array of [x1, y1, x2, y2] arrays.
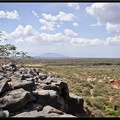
[[24, 58, 120, 117]]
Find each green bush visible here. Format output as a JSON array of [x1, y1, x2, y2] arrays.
[[82, 88, 91, 96], [106, 109, 120, 117], [92, 100, 105, 110], [85, 97, 93, 107]]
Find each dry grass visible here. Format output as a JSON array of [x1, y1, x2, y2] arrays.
[[24, 58, 120, 117]]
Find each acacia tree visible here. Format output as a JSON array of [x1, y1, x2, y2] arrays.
[[0, 31, 32, 65]]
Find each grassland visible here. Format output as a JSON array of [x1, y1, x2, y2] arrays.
[[24, 58, 120, 117]]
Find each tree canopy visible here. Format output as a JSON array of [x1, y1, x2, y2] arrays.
[[0, 31, 31, 65]]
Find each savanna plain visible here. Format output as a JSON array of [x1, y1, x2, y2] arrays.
[[24, 58, 120, 117]]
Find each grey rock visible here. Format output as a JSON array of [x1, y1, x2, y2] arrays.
[[66, 93, 84, 116], [20, 74, 33, 80], [31, 103, 43, 111], [0, 73, 4, 80], [38, 73, 47, 80], [42, 105, 64, 115], [0, 78, 11, 95], [12, 110, 45, 118], [0, 67, 3, 72], [59, 114, 76, 117], [1, 88, 31, 113], [0, 111, 6, 118], [10, 80, 35, 91], [55, 80, 69, 100], [0, 63, 86, 118], [42, 85, 61, 95]]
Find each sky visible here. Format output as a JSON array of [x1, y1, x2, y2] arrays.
[[0, 2, 120, 58]]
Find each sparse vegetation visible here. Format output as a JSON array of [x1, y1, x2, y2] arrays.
[[0, 53, 120, 117], [22, 58, 120, 117]]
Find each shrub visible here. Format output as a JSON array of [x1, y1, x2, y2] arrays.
[[82, 88, 91, 96]]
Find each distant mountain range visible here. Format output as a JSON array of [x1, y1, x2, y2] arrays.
[[34, 53, 69, 59]]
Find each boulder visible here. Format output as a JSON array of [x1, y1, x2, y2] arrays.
[[0, 63, 87, 118], [42, 84, 61, 95], [55, 80, 69, 100], [0, 110, 9, 118], [10, 80, 35, 91], [0, 78, 11, 95], [12, 110, 46, 118], [0, 88, 31, 113], [65, 93, 84, 117]]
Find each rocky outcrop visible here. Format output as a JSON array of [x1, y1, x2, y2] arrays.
[[0, 63, 89, 118]]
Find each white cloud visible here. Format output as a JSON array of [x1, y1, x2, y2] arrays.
[[70, 37, 103, 46], [11, 24, 38, 36], [73, 22, 79, 27], [0, 10, 20, 19], [56, 11, 75, 21], [42, 13, 57, 21], [40, 33, 69, 43], [90, 21, 102, 27], [106, 23, 120, 33], [67, 3, 80, 10], [39, 11, 76, 31], [10, 24, 70, 45], [15, 38, 24, 44], [86, 3, 120, 24], [39, 19, 56, 30], [41, 11, 75, 22], [71, 35, 120, 47], [32, 10, 39, 18], [23, 32, 69, 45], [0, 30, 11, 41], [25, 36, 39, 44], [105, 36, 120, 46], [57, 25, 60, 27], [10, 24, 120, 47], [64, 29, 78, 38]]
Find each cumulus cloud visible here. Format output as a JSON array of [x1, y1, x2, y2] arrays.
[[57, 11, 75, 21], [42, 13, 57, 21], [39, 11, 76, 31], [0, 10, 20, 19], [70, 37, 103, 46], [11, 24, 38, 36], [73, 22, 79, 27], [105, 36, 120, 46], [64, 29, 78, 38], [25, 36, 39, 44], [40, 33, 68, 43], [24, 32, 69, 45], [15, 38, 24, 44], [39, 19, 56, 30], [10, 24, 120, 47], [106, 23, 120, 33], [10, 24, 70, 45], [32, 10, 39, 18], [70, 35, 120, 47], [86, 3, 120, 24], [41, 11, 76, 22], [67, 3, 80, 10], [0, 30, 11, 41]]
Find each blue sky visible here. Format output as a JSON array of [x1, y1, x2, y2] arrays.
[[0, 2, 120, 58]]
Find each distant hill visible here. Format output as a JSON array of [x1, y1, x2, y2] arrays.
[[34, 53, 69, 59]]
